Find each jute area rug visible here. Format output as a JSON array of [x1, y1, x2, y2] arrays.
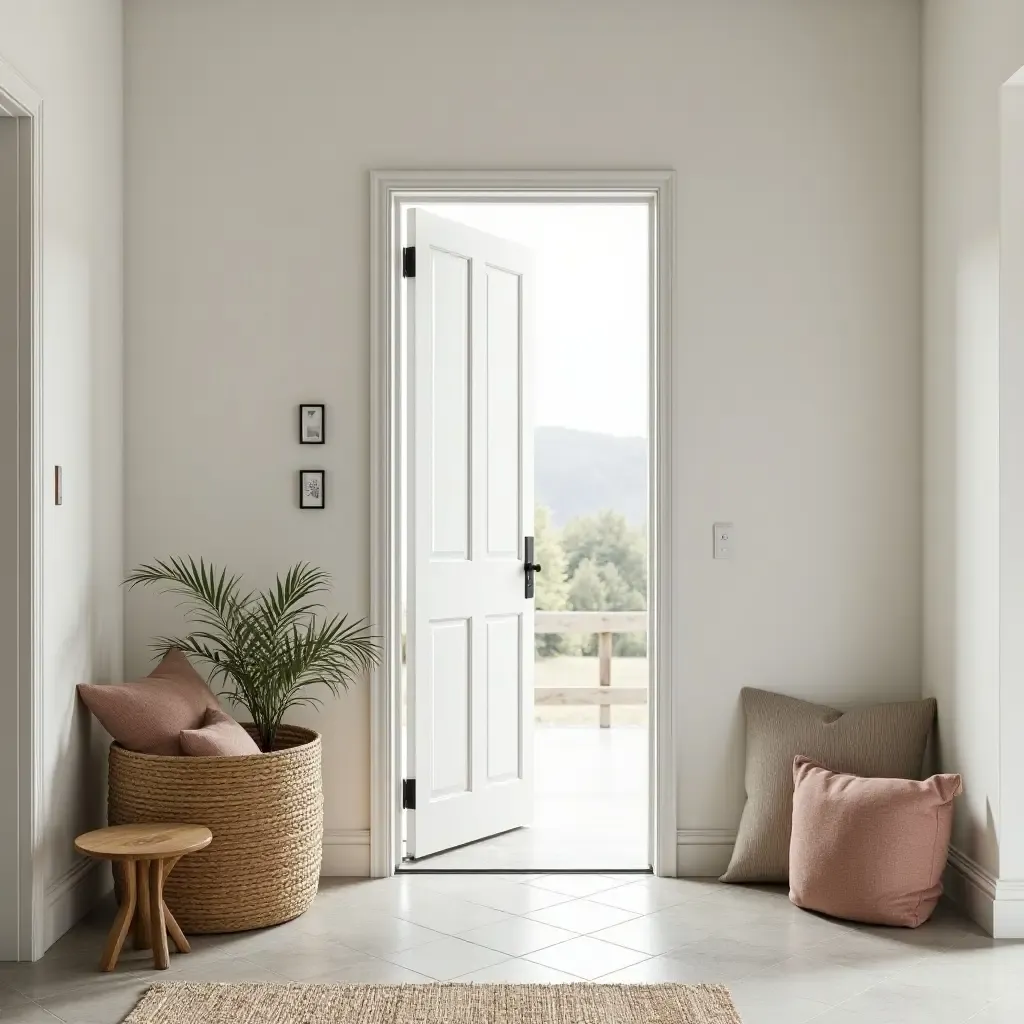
[[124, 982, 742, 1023]]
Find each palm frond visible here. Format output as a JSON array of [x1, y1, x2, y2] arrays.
[[127, 558, 382, 751], [126, 557, 245, 622]]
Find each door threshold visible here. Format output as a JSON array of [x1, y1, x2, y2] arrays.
[[396, 867, 654, 875]]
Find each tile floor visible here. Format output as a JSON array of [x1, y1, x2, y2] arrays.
[[1, 873, 1021, 1023], [401, 726, 649, 870]]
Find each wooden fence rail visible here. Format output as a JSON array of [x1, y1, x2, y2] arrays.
[[534, 610, 648, 728]]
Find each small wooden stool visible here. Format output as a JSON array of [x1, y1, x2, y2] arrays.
[[74, 823, 212, 972]]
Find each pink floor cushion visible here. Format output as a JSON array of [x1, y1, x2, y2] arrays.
[[180, 707, 261, 756], [77, 649, 221, 755], [789, 755, 962, 928]]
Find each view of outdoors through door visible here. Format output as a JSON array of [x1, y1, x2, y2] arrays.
[[401, 203, 649, 871]]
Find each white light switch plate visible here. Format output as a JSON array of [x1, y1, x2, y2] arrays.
[[713, 522, 734, 560]]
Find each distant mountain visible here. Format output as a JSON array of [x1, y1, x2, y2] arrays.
[[535, 426, 647, 528]]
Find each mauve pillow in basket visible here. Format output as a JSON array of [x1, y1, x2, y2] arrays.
[[721, 688, 937, 883], [180, 707, 260, 756], [77, 649, 220, 755], [789, 756, 962, 927]]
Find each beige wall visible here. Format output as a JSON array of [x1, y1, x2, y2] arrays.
[[923, 0, 1024, 886], [0, 0, 124, 953], [124, 0, 923, 869]]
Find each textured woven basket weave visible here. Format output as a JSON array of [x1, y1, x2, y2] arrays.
[[108, 724, 322, 934]]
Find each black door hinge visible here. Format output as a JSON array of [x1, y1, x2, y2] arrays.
[[402, 778, 417, 810], [402, 246, 416, 278]]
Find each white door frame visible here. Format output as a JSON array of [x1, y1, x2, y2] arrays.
[[369, 170, 677, 878], [0, 58, 44, 959]]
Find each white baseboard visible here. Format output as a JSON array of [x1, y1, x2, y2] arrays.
[[945, 846, 1024, 938], [44, 857, 110, 951], [321, 829, 371, 877], [676, 829, 736, 877]]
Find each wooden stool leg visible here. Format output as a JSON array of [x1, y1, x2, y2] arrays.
[[160, 857, 190, 954], [163, 903, 190, 955], [149, 858, 170, 970], [99, 861, 136, 972], [134, 859, 151, 950]]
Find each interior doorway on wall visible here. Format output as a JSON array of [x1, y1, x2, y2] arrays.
[[396, 200, 652, 872], [0, 60, 42, 961]]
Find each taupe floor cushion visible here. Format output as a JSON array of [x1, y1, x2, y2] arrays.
[[720, 687, 937, 884]]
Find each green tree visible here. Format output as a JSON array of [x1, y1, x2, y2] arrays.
[[534, 506, 568, 610], [567, 557, 607, 610], [561, 557, 605, 656], [532, 505, 649, 658], [534, 505, 569, 657], [563, 510, 646, 598], [562, 511, 647, 656]]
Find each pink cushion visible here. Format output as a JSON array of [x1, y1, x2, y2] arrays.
[[77, 650, 221, 755], [180, 708, 260, 756], [789, 756, 962, 927]]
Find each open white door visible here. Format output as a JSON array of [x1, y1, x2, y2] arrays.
[[405, 209, 535, 859]]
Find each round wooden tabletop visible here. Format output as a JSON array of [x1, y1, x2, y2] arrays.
[[75, 823, 212, 861]]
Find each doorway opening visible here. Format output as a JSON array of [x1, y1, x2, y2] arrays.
[[369, 172, 677, 879], [0, 59, 42, 960], [400, 203, 649, 871]]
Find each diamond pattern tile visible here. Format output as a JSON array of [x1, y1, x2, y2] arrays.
[[3, 874, 1012, 1024]]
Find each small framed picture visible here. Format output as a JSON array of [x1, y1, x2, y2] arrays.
[[299, 403, 325, 444], [299, 469, 326, 510]]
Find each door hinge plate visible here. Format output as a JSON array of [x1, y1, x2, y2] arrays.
[[402, 246, 416, 278], [402, 778, 417, 810]]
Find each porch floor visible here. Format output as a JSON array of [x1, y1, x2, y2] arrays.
[[402, 725, 649, 871]]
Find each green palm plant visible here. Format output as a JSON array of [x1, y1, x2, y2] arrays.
[[125, 557, 381, 752]]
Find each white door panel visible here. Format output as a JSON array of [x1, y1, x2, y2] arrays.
[[407, 208, 534, 859]]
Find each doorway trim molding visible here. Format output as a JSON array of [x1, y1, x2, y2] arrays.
[[0, 57, 44, 959], [369, 170, 677, 878]]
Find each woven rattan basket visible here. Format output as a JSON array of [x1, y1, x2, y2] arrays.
[[107, 724, 322, 933]]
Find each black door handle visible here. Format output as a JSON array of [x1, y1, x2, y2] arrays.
[[524, 537, 542, 599]]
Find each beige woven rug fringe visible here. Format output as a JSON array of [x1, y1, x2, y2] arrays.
[[124, 981, 742, 1023]]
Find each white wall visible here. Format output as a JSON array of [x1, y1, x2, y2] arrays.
[[124, 0, 922, 874], [1001, 69, 1024, 891], [0, 112, 22, 960], [0, 1, 124, 955], [923, 0, 1024, 925]]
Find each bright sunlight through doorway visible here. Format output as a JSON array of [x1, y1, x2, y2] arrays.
[[401, 203, 650, 871]]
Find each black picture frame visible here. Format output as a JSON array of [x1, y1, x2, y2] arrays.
[[299, 403, 325, 444], [299, 469, 326, 510]]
